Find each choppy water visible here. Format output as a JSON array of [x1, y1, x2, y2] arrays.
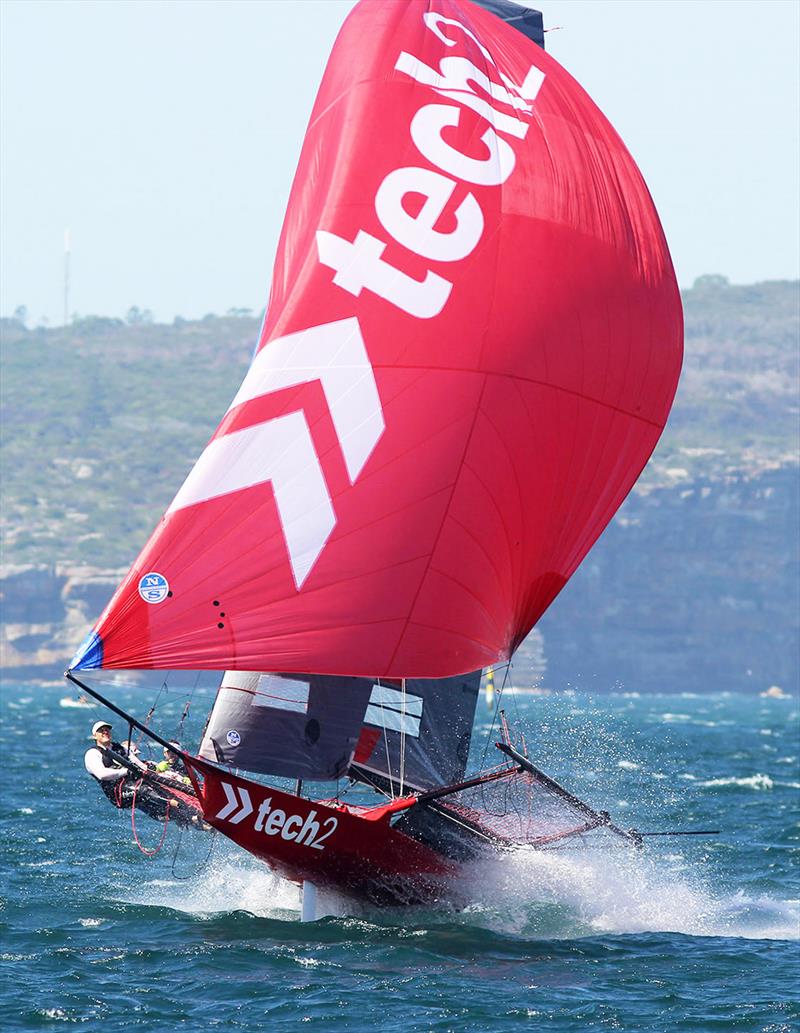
[[1, 684, 798, 1031]]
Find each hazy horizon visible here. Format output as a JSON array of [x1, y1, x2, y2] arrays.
[[2, 0, 799, 325]]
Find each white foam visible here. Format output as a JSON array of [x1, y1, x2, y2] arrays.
[[460, 846, 800, 941], [296, 956, 338, 968], [119, 829, 799, 941], [126, 848, 302, 919], [699, 774, 774, 790]]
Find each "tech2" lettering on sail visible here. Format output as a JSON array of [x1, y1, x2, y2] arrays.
[[316, 10, 545, 318], [164, 10, 546, 593]]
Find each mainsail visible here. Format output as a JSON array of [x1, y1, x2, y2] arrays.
[[198, 669, 481, 792], [352, 672, 482, 791], [70, 0, 682, 681], [198, 672, 374, 780]]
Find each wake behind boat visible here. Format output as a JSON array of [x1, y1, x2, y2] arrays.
[[65, 0, 684, 916]]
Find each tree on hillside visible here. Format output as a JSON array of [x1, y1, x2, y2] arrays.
[[126, 306, 153, 325], [693, 274, 730, 290]]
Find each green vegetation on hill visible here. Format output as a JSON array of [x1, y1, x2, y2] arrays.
[[1, 315, 254, 566], [1, 279, 798, 569], [660, 278, 799, 471]]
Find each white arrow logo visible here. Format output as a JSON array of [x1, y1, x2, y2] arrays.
[[167, 317, 384, 588], [215, 782, 254, 824]]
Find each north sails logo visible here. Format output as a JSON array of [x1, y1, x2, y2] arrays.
[[166, 318, 384, 588], [215, 782, 337, 850], [138, 572, 169, 604]]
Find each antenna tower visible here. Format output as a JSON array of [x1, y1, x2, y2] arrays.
[[63, 229, 71, 325]]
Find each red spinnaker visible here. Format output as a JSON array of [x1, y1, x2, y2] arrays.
[[74, 0, 682, 677]]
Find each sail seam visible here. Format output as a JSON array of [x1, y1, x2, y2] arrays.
[[374, 364, 666, 429], [384, 375, 491, 672]]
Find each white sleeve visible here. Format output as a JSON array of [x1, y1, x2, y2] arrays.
[[85, 748, 125, 781]]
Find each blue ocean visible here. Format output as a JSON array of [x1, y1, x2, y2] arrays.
[[2, 684, 798, 1031]]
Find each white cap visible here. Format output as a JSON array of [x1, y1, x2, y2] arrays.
[[91, 720, 112, 736]]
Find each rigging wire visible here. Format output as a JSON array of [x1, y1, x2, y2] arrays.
[[399, 677, 407, 797], [175, 671, 201, 743], [377, 679, 395, 799], [507, 659, 524, 732], [479, 661, 512, 773], [132, 672, 172, 761], [169, 826, 217, 880]]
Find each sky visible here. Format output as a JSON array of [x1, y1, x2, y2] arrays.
[[1, 0, 798, 326]]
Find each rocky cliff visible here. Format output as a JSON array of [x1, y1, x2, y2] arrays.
[[3, 463, 795, 692], [524, 463, 799, 693]]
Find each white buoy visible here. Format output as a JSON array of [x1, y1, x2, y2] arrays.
[[301, 880, 317, 922]]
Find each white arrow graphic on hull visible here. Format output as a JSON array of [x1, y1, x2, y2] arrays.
[[167, 318, 384, 588], [215, 782, 253, 824]]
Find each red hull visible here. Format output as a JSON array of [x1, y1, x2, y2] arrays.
[[190, 760, 458, 907]]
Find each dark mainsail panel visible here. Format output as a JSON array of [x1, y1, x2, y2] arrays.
[[198, 672, 374, 780], [471, 0, 545, 49], [351, 672, 482, 791]]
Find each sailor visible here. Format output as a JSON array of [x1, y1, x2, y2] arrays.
[[151, 740, 200, 801], [85, 721, 173, 821], [84, 721, 204, 828], [155, 741, 189, 780], [84, 721, 146, 797]]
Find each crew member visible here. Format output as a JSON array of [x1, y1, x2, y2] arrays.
[[155, 741, 190, 780], [84, 721, 147, 803], [84, 721, 203, 827]]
